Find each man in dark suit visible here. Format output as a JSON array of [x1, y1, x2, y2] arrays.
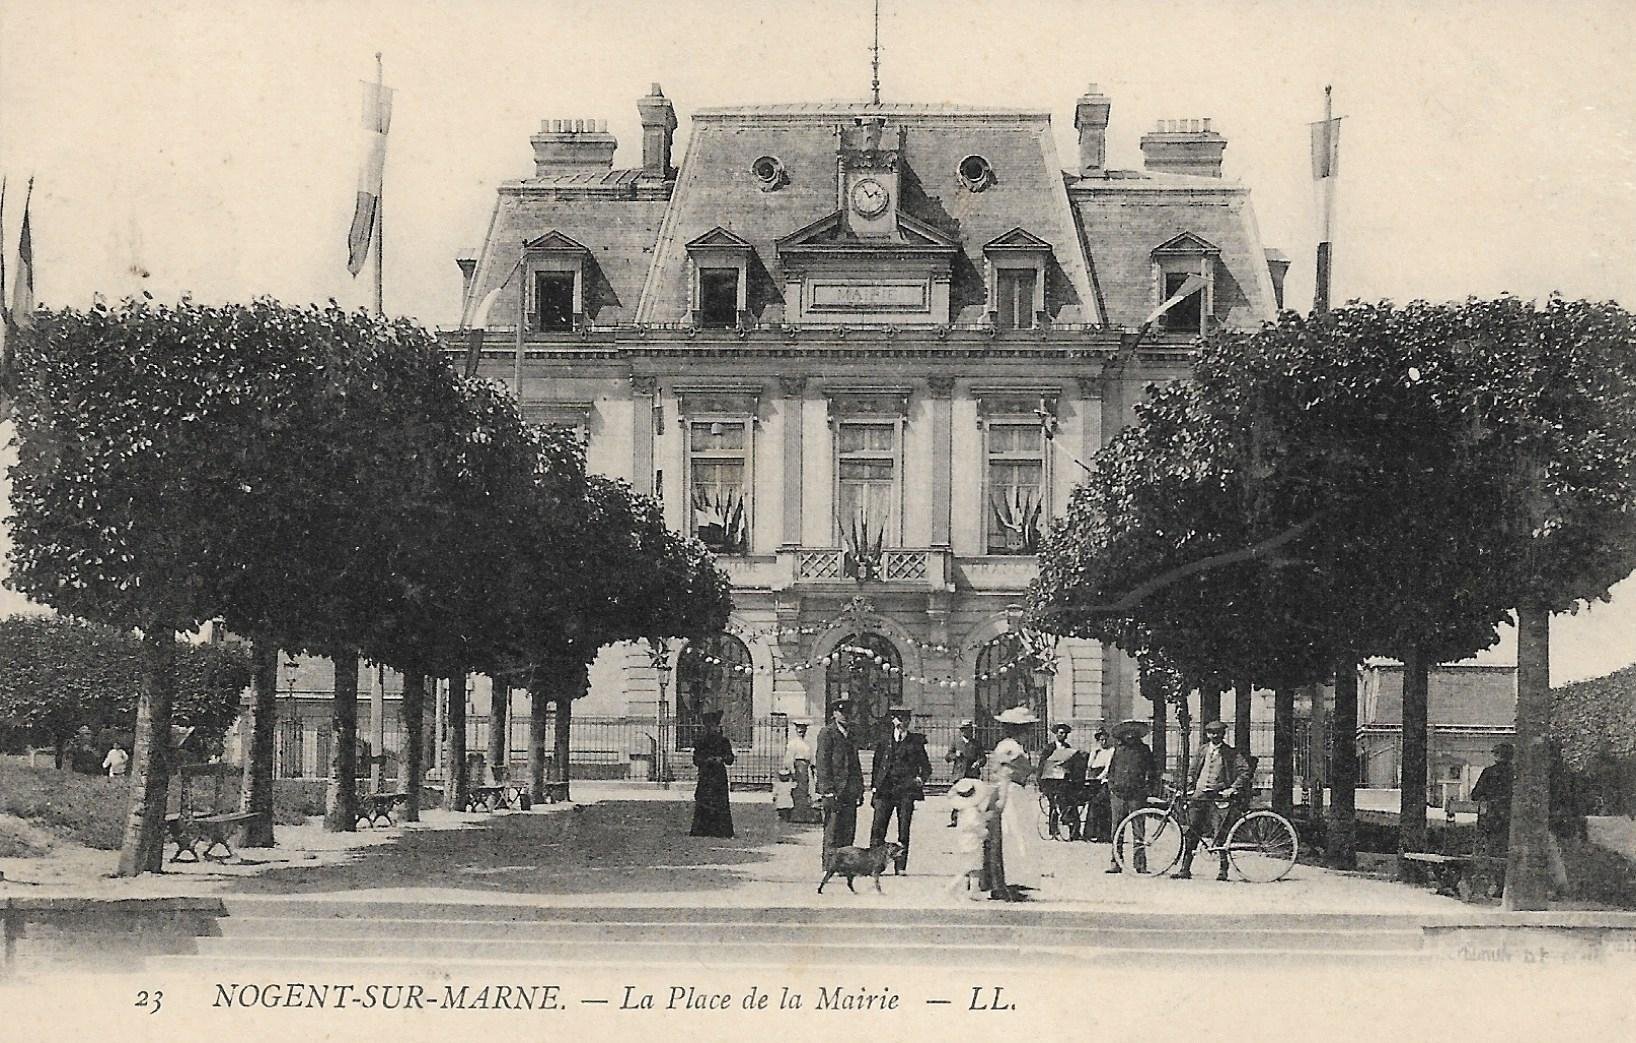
[[869, 706, 931, 873], [814, 697, 864, 866], [1174, 719, 1252, 880]]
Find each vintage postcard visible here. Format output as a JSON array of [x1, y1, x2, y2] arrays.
[[1, 1, 1634, 1040]]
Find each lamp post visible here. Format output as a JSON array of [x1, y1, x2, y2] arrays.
[[647, 639, 673, 789], [283, 656, 299, 777]]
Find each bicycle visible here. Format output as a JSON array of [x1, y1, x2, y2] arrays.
[[1111, 783, 1298, 882], [1036, 779, 1095, 841]]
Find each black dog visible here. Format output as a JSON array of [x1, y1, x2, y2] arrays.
[[818, 842, 905, 894]]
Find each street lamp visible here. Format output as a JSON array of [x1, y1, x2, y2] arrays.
[[647, 638, 674, 789], [283, 656, 299, 776]]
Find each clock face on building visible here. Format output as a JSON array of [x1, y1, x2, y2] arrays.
[[850, 177, 890, 219]]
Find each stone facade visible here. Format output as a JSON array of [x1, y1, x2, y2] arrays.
[[446, 83, 1284, 747]]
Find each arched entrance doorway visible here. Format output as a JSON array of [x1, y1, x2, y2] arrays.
[[973, 634, 1047, 749], [676, 633, 754, 749], [824, 632, 902, 748]]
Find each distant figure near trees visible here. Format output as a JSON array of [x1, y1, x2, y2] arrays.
[[102, 745, 129, 778], [690, 710, 735, 838]]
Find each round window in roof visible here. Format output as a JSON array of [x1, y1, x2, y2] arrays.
[[751, 155, 786, 191], [958, 154, 994, 191]]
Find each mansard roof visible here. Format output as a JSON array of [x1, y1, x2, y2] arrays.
[[634, 107, 1100, 325]]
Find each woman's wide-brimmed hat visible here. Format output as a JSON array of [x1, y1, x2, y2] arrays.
[[949, 778, 981, 799], [790, 718, 810, 729], [1113, 719, 1150, 739], [995, 706, 1039, 725]]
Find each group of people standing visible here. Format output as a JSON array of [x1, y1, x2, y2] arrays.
[[691, 695, 1264, 896]]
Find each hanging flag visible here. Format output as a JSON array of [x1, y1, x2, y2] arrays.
[[346, 79, 394, 276], [9, 181, 34, 327], [1142, 273, 1206, 327], [1310, 109, 1341, 243]]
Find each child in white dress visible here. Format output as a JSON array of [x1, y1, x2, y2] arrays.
[[947, 777, 992, 900]]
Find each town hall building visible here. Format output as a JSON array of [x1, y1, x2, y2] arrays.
[[446, 81, 1287, 758]]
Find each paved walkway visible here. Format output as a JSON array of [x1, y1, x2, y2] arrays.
[[3, 782, 1465, 915]]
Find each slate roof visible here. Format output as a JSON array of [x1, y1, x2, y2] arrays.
[[461, 177, 669, 327], [1070, 169, 1279, 329], [1361, 664, 1518, 729], [634, 107, 1099, 325], [458, 103, 1282, 333]]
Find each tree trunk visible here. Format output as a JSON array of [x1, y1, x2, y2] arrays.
[[239, 639, 278, 848], [1198, 682, 1222, 748], [54, 738, 65, 770], [323, 651, 360, 832], [1505, 602, 1553, 910], [1149, 697, 1167, 782], [553, 665, 586, 801], [401, 671, 425, 821], [115, 627, 177, 877], [528, 680, 549, 803], [1326, 655, 1359, 869], [445, 673, 470, 812], [1234, 680, 1253, 764], [1306, 683, 1326, 821], [1398, 647, 1430, 861], [487, 677, 509, 784], [1272, 685, 1295, 819]]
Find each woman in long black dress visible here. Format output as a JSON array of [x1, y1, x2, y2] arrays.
[[690, 710, 736, 837]]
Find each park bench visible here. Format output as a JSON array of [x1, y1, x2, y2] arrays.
[[462, 784, 531, 813], [357, 791, 409, 828], [165, 810, 261, 863], [165, 762, 266, 863]]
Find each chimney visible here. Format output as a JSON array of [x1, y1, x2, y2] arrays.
[[1073, 84, 1112, 173], [455, 249, 479, 304], [636, 83, 678, 177], [1264, 249, 1291, 310], [1139, 119, 1227, 178], [530, 117, 617, 176]]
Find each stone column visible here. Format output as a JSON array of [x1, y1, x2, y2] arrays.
[[631, 375, 657, 497], [928, 376, 955, 549], [779, 377, 805, 549]]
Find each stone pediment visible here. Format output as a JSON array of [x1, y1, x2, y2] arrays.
[[686, 226, 754, 250], [983, 227, 1053, 252], [1152, 231, 1222, 256], [777, 211, 959, 252], [525, 230, 590, 253]]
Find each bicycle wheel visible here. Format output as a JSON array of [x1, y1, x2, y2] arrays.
[[1112, 808, 1183, 877], [1037, 791, 1058, 840], [1225, 810, 1299, 882]]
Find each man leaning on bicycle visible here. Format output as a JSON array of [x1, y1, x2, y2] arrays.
[[1174, 719, 1252, 881]]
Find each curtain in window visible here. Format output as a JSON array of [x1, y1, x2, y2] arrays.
[[690, 422, 749, 554], [987, 424, 1045, 554]]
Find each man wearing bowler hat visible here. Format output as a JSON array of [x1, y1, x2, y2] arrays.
[[870, 705, 931, 873], [815, 697, 865, 866], [1174, 718, 1251, 880]]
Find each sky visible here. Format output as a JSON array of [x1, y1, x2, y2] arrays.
[[1, 0, 1634, 682]]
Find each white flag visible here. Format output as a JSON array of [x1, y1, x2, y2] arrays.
[[1310, 116, 1341, 242], [347, 80, 394, 276], [1143, 273, 1206, 326]]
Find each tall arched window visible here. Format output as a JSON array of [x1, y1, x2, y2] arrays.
[[676, 633, 753, 748], [973, 634, 1046, 750], [824, 632, 902, 748]]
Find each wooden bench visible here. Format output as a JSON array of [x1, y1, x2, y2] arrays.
[[1402, 851, 1506, 900], [165, 811, 262, 863], [357, 791, 409, 828]]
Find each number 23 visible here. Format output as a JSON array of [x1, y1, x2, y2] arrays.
[[135, 990, 163, 1015]]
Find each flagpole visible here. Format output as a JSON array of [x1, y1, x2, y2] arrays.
[[373, 52, 385, 317], [1, 176, 10, 326], [1314, 85, 1334, 314], [514, 240, 525, 397]]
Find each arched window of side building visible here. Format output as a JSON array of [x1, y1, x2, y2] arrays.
[[676, 633, 754, 749]]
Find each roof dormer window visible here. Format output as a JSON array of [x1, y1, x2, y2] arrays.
[[523, 230, 590, 333], [686, 227, 753, 329], [983, 228, 1052, 330], [1150, 231, 1219, 336]]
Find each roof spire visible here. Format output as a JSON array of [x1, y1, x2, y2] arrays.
[[870, 0, 882, 105]]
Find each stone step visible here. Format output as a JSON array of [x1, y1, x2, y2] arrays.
[[217, 899, 1436, 933], [211, 916, 1424, 952], [155, 941, 1438, 975]]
